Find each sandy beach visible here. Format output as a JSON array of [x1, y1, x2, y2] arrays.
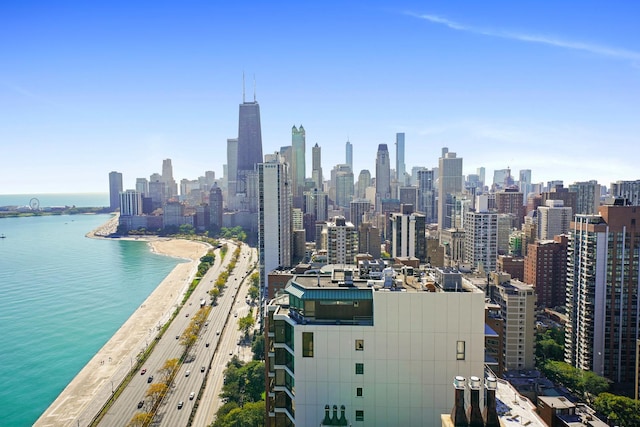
[[35, 224, 210, 427]]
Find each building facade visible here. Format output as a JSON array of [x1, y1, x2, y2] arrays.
[[438, 150, 463, 232], [375, 144, 391, 212], [565, 205, 640, 386], [265, 273, 486, 426], [109, 171, 123, 212], [258, 154, 292, 296]]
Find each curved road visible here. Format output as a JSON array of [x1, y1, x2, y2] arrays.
[[98, 241, 257, 427]]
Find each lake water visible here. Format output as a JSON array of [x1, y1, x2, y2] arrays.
[[0, 211, 182, 426]]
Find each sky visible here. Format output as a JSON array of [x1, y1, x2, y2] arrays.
[[1, 0, 639, 194]]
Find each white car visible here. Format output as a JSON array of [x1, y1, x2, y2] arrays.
[[185, 370, 190, 377], [189, 391, 195, 400]]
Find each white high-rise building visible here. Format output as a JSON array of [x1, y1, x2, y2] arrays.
[[324, 216, 358, 265], [265, 272, 486, 426], [119, 190, 142, 216], [537, 200, 572, 240], [464, 196, 498, 272], [258, 153, 292, 296]]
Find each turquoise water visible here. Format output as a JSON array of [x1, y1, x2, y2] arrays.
[[0, 213, 182, 426]]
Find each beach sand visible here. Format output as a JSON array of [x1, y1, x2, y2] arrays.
[[34, 234, 210, 427]]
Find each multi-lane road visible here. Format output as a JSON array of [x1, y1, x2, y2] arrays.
[[99, 241, 257, 427]]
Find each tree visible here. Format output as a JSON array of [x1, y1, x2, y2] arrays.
[[593, 393, 640, 426], [238, 313, 255, 339], [179, 224, 195, 235], [249, 272, 259, 287], [158, 358, 179, 384], [251, 335, 265, 360], [579, 371, 609, 403], [536, 327, 564, 362], [213, 401, 265, 427], [209, 287, 220, 305], [146, 382, 168, 406], [126, 412, 153, 427]]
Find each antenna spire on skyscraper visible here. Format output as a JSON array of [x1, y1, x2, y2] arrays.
[[253, 74, 256, 102], [242, 72, 246, 103]]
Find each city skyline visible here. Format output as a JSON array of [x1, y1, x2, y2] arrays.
[[2, 1, 639, 193]]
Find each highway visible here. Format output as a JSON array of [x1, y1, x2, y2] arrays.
[[98, 241, 257, 427]]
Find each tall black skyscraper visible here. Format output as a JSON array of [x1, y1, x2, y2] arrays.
[[235, 85, 263, 194]]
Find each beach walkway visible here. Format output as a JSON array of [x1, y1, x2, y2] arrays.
[[34, 237, 210, 427]]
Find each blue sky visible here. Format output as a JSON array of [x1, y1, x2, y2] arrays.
[[1, 1, 639, 194]]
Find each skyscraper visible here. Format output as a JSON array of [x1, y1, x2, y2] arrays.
[[375, 144, 391, 211], [345, 140, 352, 171], [356, 169, 371, 199], [390, 204, 426, 261], [235, 90, 263, 195], [537, 200, 572, 240], [395, 132, 405, 185], [135, 177, 148, 197], [291, 125, 306, 198], [209, 185, 223, 234], [565, 204, 640, 385], [519, 169, 532, 204], [258, 153, 292, 296], [416, 168, 436, 223], [119, 189, 142, 216], [438, 150, 463, 232], [108, 171, 123, 212], [331, 164, 354, 208], [324, 216, 358, 264], [311, 143, 323, 190], [568, 180, 601, 215], [226, 138, 238, 198], [161, 159, 177, 200]]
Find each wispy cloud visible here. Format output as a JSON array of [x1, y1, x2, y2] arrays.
[[407, 12, 640, 62], [1, 81, 63, 108]]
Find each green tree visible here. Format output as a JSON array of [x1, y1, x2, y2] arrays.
[[579, 371, 609, 403], [213, 401, 265, 427], [593, 393, 640, 426], [209, 287, 220, 305], [179, 224, 195, 235], [238, 312, 255, 339], [251, 334, 265, 360]]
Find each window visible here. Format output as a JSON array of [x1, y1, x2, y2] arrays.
[[355, 410, 364, 421], [355, 339, 364, 351], [355, 363, 364, 375], [356, 387, 363, 397], [302, 332, 314, 357], [456, 341, 466, 360]]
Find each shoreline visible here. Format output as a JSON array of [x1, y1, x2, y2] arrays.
[[35, 221, 210, 427]]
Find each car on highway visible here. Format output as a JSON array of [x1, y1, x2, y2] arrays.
[[216, 330, 220, 335], [201, 366, 205, 372], [147, 375, 154, 383], [177, 401, 184, 409], [140, 368, 147, 375], [137, 400, 144, 409], [185, 370, 190, 377], [185, 313, 189, 317], [175, 335, 179, 339], [205, 342, 210, 347], [189, 391, 195, 400]]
